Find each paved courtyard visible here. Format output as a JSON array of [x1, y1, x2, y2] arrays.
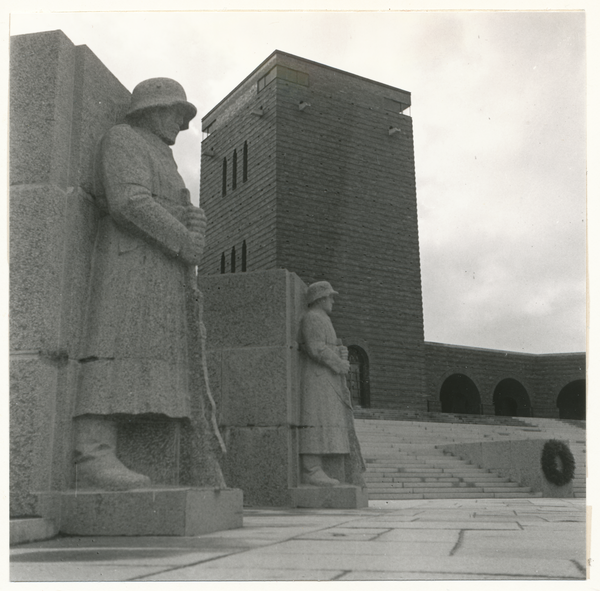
[[10, 497, 587, 582]]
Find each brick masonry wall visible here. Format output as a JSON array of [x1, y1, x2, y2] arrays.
[[275, 72, 424, 411], [424, 341, 585, 418], [198, 60, 280, 277], [533, 353, 586, 417], [199, 52, 426, 411]]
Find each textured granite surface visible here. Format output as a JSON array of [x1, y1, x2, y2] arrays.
[[290, 485, 369, 509], [203, 270, 305, 505], [59, 488, 243, 536]]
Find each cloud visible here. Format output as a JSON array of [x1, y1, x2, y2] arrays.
[[9, 10, 587, 354]]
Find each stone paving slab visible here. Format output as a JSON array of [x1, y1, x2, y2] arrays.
[[338, 570, 578, 580], [146, 566, 346, 581], [137, 553, 584, 580], [459, 529, 585, 560], [376, 529, 461, 543], [10, 498, 588, 582], [11, 564, 170, 582], [255, 539, 459, 555], [11, 547, 233, 566], [296, 527, 388, 540]]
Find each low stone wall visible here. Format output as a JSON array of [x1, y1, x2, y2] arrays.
[[442, 439, 574, 498]]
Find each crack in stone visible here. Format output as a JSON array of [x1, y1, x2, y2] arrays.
[[449, 529, 465, 556]]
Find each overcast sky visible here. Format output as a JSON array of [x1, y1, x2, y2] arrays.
[[9, 9, 588, 355]]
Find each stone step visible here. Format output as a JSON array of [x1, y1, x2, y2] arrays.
[[367, 468, 493, 477], [364, 475, 465, 483], [368, 486, 487, 494], [459, 475, 512, 483], [369, 491, 541, 500], [364, 459, 479, 467], [367, 481, 464, 489], [356, 415, 583, 501]]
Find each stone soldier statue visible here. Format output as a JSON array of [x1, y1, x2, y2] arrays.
[[299, 281, 366, 487], [74, 78, 209, 490]]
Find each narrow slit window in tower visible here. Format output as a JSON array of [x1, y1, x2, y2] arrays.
[[232, 149, 237, 190]]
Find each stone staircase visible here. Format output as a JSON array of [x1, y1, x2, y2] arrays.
[[355, 412, 586, 500]]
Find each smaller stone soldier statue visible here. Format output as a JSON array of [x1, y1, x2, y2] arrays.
[[299, 281, 366, 487]]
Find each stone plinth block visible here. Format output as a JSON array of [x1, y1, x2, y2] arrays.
[[221, 346, 290, 426], [290, 486, 368, 509], [59, 488, 243, 536], [202, 270, 292, 348], [222, 426, 295, 507], [10, 357, 59, 517], [69, 45, 130, 192], [10, 185, 69, 352], [10, 518, 58, 546], [10, 31, 76, 187]]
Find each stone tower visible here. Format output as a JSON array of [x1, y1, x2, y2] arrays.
[[198, 51, 425, 410]]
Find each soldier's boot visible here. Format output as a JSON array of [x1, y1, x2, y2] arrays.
[[73, 415, 151, 491], [301, 454, 340, 487]]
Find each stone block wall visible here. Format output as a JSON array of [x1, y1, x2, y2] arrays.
[[201, 269, 306, 506], [443, 440, 574, 498], [9, 30, 130, 516]]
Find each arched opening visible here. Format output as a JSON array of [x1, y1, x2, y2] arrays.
[[493, 378, 532, 417], [440, 374, 481, 415], [557, 379, 586, 420], [347, 346, 370, 408]]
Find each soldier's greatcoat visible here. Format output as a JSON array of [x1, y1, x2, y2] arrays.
[[299, 307, 352, 454], [76, 124, 194, 418]]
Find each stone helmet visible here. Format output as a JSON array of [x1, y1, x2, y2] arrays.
[[126, 78, 197, 130], [306, 281, 339, 305]]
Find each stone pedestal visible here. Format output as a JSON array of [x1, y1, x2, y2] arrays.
[[290, 486, 368, 509], [203, 270, 307, 507], [10, 518, 59, 546], [57, 488, 243, 536]]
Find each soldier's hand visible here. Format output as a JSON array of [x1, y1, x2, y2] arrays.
[[339, 346, 349, 361], [186, 205, 207, 234], [179, 231, 205, 266], [338, 360, 350, 375]]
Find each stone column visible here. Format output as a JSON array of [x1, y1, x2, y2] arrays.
[[10, 30, 131, 521], [202, 269, 306, 506]]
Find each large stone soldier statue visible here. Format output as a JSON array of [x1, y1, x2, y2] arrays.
[[74, 78, 209, 490], [299, 281, 366, 487]]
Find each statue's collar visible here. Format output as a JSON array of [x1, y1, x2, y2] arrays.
[[131, 125, 174, 156]]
